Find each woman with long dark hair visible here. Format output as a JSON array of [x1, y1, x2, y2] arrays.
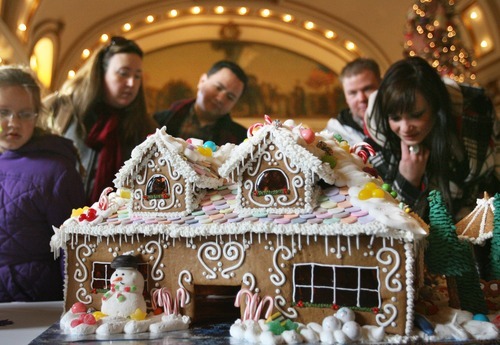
[[366, 56, 497, 220]]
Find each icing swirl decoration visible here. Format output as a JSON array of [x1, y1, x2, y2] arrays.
[[144, 240, 164, 281], [178, 270, 193, 304], [375, 303, 398, 328], [74, 244, 92, 282], [198, 242, 221, 280], [376, 247, 402, 292], [274, 295, 298, 319], [221, 242, 245, 279], [270, 245, 293, 286], [242, 273, 256, 291]]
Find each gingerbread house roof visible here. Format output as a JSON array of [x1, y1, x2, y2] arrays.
[[114, 127, 226, 190], [456, 192, 495, 245]]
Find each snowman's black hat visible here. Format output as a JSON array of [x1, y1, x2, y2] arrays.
[[111, 254, 138, 269]]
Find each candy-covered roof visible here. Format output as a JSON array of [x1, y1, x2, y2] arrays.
[[113, 127, 228, 190], [53, 181, 427, 248]]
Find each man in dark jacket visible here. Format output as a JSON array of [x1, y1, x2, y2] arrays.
[[322, 58, 381, 145], [154, 60, 248, 145]]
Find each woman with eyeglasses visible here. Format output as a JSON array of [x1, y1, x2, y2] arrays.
[[45, 37, 155, 204], [0, 65, 85, 302], [365, 56, 498, 221]]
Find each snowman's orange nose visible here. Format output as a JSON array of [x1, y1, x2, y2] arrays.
[[113, 277, 123, 282]]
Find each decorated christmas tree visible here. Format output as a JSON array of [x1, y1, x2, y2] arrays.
[[425, 190, 487, 313], [489, 194, 500, 279], [403, 0, 476, 83]]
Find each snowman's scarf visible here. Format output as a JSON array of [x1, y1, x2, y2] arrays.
[[102, 284, 138, 302]]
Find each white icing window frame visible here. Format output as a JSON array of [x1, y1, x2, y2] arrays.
[[91, 261, 150, 292], [91, 261, 114, 290], [292, 263, 381, 308]]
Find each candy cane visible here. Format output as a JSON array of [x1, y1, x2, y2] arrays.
[[173, 287, 188, 315], [247, 123, 263, 138], [248, 293, 261, 321], [98, 187, 113, 210], [254, 296, 274, 321], [247, 115, 274, 138], [235, 289, 253, 321], [350, 142, 376, 163], [152, 287, 173, 315]]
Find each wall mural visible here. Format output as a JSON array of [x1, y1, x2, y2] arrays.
[[143, 41, 346, 120]]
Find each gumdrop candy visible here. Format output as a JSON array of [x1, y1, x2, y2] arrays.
[[300, 128, 315, 144], [71, 302, 87, 314]]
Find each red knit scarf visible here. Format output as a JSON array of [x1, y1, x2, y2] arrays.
[[85, 110, 122, 204]]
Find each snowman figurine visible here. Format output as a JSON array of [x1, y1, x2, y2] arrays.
[[101, 254, 147, 318]]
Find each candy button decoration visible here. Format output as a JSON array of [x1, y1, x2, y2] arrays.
[[203, 141, 217, 152]]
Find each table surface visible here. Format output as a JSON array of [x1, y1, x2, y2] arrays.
[[1, 301, 498, 345], [0, 301, 63, 344]]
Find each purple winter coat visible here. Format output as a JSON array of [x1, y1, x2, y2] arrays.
[[0, 134, 85, 301]]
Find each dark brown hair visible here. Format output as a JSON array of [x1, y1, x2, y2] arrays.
[[60, 37, 153, 145]]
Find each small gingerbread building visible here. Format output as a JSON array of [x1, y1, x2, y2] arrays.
[[113, 127, 225, 218], [219, 119, 339, 215]]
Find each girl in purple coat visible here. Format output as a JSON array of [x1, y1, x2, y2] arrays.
[[0, 66, 85, 301]]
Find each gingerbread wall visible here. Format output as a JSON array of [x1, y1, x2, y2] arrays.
[[64, 231, 415, 335]]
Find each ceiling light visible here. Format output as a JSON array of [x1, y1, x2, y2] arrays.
[[260, 9, 271, 17], [190, 6, 202, 15], [122, 23, 132, 32]]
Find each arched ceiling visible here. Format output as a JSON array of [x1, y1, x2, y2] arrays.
[[0, 0, 499, 95]]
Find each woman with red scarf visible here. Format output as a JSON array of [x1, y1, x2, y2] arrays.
[[45, 37, 155, 204]]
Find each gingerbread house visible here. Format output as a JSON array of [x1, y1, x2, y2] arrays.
[[52, 120, 429, 337], [113, 127, 226, 218]]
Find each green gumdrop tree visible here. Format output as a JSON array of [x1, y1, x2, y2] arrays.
[[425, 190, 471, 276], [488, 193, 500, 279], [425, 190, 487, 314]]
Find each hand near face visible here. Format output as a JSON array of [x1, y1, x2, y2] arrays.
[[398, 141, 430, 188]]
